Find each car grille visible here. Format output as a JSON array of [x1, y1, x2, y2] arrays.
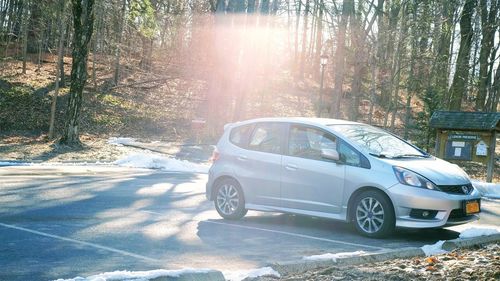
[[438, 183, 473, 195]]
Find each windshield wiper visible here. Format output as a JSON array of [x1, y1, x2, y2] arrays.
[[392, 154, 430, 158], [369, 152, 390, 158]]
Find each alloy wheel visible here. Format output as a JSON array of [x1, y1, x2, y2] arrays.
[[356, 197, 385, 234], [216, 184, 239, 216]]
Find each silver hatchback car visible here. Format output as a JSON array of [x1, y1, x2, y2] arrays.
[[206, 117, 481, 237]]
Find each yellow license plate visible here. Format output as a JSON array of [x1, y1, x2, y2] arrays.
[[465, 201, 480, 214]]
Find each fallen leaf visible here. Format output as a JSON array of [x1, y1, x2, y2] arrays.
[[425, 257, 439, 265]]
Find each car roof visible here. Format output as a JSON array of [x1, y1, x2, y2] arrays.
[[232, 117, 362, 127]]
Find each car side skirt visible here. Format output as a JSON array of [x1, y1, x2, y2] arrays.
[[245, 203, 348, 221]]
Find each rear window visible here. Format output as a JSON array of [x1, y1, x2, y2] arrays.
[[247, 123, 285, 154], [229, 124, 254, 148]]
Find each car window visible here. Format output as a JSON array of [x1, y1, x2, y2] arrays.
[[338, 141, 361, 166], [248, 123, 284, 154], [288, 125, 336, 160], [229, 124, 254, 148], [329, 124, 426, 158]]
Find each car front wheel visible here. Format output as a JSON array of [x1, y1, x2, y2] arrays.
[[352, 190, 395, 238], [214, 179, 247, 220]]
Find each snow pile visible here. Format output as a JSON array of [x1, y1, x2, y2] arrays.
[[303, 250, 367, 262], [223, 267, 280, 281], [421, 240, 447, 256], [459, 226, 500, 239], [54, 268, 214, 281], [107, 137, 136, 146], [114, 152, 209, 173], [472, 180, 500, 199]]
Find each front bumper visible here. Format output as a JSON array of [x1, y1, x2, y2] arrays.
[[388, 183, 481, 228]]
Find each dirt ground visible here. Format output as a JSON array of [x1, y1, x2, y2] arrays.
[[256, 243, 500, 281], [0, 134, 140, 162]]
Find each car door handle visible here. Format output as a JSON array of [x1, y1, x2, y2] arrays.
[[237, 155, 248, 161], [285, 164, 298, 171]]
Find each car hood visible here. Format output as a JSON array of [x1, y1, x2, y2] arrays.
[[379, 156, 470, 186]]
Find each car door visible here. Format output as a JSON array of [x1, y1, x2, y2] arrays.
[[281, 124, 345, 214], [234, 122, 286, 207]]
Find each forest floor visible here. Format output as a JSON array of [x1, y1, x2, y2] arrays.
[[257, 243, 500, 281]]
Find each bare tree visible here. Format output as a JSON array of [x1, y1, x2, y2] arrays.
[[449, 0, 476, 110], [59, 0, 95, 145], [48, 0, 66, 139]]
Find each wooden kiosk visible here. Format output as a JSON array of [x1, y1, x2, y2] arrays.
[[430, 111, 499, 182]]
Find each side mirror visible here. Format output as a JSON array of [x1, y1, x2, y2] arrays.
[[321, 148, 340, 162]]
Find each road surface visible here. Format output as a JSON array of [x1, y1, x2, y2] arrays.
[[0, 165, 498, 280]]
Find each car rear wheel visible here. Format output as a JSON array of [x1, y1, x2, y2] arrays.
[[352, 190, 395, 238], [214, 178, 247, 220]]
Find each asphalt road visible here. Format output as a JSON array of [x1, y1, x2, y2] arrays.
[[0, 165, 498, 281]]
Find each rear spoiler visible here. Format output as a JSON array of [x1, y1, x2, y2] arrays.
[[224, 122, 239, 132], [223, 123, 233, 131]]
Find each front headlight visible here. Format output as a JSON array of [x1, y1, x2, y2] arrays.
[[393, 166, 440, 190]]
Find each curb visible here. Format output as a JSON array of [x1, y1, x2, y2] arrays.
[[442, 233, 500, 251], [270, 234, 500, 277], [149, 270, 225, 281], [270, 247, 425, 276]]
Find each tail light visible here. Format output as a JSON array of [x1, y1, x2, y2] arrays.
[[211, 148, 220, 162]]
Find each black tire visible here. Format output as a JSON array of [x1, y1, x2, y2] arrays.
[[214, 178, 247, 220], [352, 190, 395, 238]]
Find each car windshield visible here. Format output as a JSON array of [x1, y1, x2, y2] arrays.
[[328, 124, 428, 158]]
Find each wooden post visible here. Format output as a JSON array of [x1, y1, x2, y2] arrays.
[[486, 130, 497, 183], [434, 130, 441, 156]]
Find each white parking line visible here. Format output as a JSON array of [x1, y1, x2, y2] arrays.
[[141, 210, 388, 251], [204, 220, 388, 251], [0, 222, 160, 263]]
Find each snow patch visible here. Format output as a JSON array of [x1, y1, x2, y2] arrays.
[[472, 180, 500, 199], [54, 268, 214, 281], [223, 267, 280, 281], [303, 250, 367, 262], [459, 226, 500, 239], [0, 162, 112, 166], [107, 137, 136, 146], [0, 162, 32, 166], [114, 152, 209, 173], [421, 240, 447, 256]]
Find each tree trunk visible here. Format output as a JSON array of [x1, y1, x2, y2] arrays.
[[0, 0, 7, 35], [294, 0, 301, 74], [299, 0, 310, 77], [313, 0, 323, 78], [59, 0, 95, 145], [260, 0, 269, 14], [404, 1, 419, 140], [91, 0, 101, 89], [476, 0, 498, 110], [48, 0, 65, 139], [21, 0, 28, 74], [448, 0, 476, 110], [435, 0, 453, 106], [390, 4, 408, 130], [113, 0, 126, 85], [60, 20, 72, 87], [330, 0, 353, 118], [489, 60, 500, 112], [247, 0, 255, 13]]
